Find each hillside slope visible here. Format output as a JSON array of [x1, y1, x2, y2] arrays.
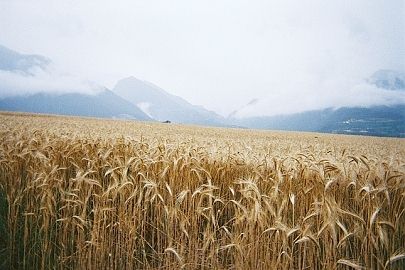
[[0, 89, 152, 120], [113, 77, 226, 126]]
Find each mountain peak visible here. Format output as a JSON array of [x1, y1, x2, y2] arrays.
[[112, 76, 226, 126], [114, 76, 167, 99], [0, 44, 50, 73], [369, 69, 405, 91], [119, 76, 143, 83]]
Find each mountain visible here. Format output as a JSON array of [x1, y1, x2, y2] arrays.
[[231, 105, 405, 137], [112, 77, 226, 126], [0, 90, 153, 120], [0, 45, 50, 74], [369, 69, 405, 91], [1, 43, 403, 136], [0, 45, 151, 120]]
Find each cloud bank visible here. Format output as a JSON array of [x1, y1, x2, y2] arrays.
[[0, 0, 404, 116], [233, 80, 405, 118], [0, 67, 100, 98]]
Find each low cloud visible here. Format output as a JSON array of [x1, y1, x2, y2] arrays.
[[0, 65, 102, 98], [233, 79, 405, 118], [0, 0, 404, 115]]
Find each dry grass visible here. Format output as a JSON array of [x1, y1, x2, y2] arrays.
[[0, 111, 404, 269]]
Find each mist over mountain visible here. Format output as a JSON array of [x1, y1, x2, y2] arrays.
[[0, 45, 150, 120], [0, 44, 404, 137], [0, 45, 100, 97], [113, 77, 226, 126], [0, 45, 50, 74], [0, 90, 152, 120], [369, 70, 405, 91], [231, 70, 405, 119], [0, 45, 226, 125], [229, 70, 405, 137]]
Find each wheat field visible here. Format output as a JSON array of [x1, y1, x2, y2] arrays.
[[0, 111, 404, 269]]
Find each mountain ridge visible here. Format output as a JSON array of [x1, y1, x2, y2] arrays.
[[369, 69, 405, 91], [229, 104, 405, 137], [0, 44, 404, 137], [112, 76, 227, 126], [0, 89, 153, 121], [0, 45, 50, 74], [0, 45, 152, 121]]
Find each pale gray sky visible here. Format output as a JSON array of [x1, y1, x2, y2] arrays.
[[0, 0, 404, 116]]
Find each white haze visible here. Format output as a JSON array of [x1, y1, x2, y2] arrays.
[[0, 66, 102, 97], [234, 82, 405, 118], [0, 0, 404, 116], [136, 102, 153, 118]]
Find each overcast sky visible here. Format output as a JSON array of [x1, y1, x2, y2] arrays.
[[0, 0, 404, 116]]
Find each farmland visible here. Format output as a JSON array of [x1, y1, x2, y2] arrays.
[[0, 112, 404, 269]]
